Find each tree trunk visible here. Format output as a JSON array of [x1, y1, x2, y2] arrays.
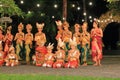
[[63, 0, 67, 21]]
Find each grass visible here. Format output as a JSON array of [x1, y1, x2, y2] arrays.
[[0, 74, 120, 80]]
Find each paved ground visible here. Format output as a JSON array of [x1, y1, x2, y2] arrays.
[[0, 55, 120, 78]]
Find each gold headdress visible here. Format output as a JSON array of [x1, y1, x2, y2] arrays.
[[47, 43, 54, 50], [7, 26, 12, 31], [58, 38, 65, 49], [26, 24, 32, 30], [63, 21, 69, 28], [69, 37, 77, 46], [18, 22, 24, 30], [55, 20, 62, 27], [0, 26, 3, 31], [74, 24, 80, 28], [36, 22, 44, 29]]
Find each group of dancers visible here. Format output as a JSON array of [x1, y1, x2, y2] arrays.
[[0, 20, 103, 68]]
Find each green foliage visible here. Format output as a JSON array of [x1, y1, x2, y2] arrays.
[[107, 1, 120, 11], [0, 0, 23, 16]]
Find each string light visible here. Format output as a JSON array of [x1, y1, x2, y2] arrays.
[[90, 20, 93, 22], [89, 2, 93, 6], [77, 7, 80, 10], [37, 4, 40, 7], [20, 0, 24, 4], [52, 16, 55, 19], [0, 4, 2, 7], [72, 4, 75, 8], [83, 12, 87, 16], [89, 16, 92, 19], [54, 4, 58, 8], [28, 11, 31, 14], [82, 19, 84, 22]]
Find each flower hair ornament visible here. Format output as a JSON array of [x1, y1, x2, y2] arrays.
[[58, 38, 65, 49], [36, 22, 45, 29], [18, 22, 24, 30], [47, 43, 54, 50], [69, 37, 77, 46], [55, 20, 62, 27]]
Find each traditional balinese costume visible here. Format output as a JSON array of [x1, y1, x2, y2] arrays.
[[0, 44, 4, 66], [5, 46, 19, 67], [33, 23, 47, 66], [73, 24, 81, 51], [25, 24, 33, 64], [81, 22, 90, 66], [91, 28, 103, 64], [0, 26, 4, 49], [14, 23, 24, 60], [55, 20, 63, 40], [53, 38, 65, 68], [42, 43, 54, 68], [64, 37, 80, 68], [62, 21, 72, 54], [4, 26, 13, 58]]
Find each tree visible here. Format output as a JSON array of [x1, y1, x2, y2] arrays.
[[0, 0, 23, 17]]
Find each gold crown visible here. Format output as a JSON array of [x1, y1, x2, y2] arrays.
[[63, 21, 69, 28], [55, 20, 62, 27], [0, 26, 3, 31], [58, 38, 65, 48], [74, 24, 80, 28], [69, 37, 77, 46], [47, 43, 54, 50], [18, 22, 24, 30], [26, 24, 32, 30], [36, 22, 44, 29]]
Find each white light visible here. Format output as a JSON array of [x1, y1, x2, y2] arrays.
[[54, 4, 58, 8], [90, 20, 93, 22], [82, 19, 84, 22], [101, 21, 103, 23], [52, 16, 55, 19], [28, 11, 31, 14], [94, 18, 97, 21], [98, 20, 100, 22], [111, 19, 114, 22], [37, 4, 40, 7], [63, 17, 65, 20], [77, 7, 80, 10], [72, 4, 75, 7], [83, 12, 87, 16], [89, 16, 92, 19], [20, 0, 24, 4], [89, 2, 93, 6]]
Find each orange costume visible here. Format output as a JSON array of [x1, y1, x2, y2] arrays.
[[0, 26, 4, 47], [53, 38, 65, 68], [55, 20, 63, 40], [33, 22, 47, 66], [0, 44, 4, 66], [64, 37, 80, 68], [25, 24, 33, 64], [4, 26, 13, 58], [42, 43, 54, 68], [5, 46, 19, 67]]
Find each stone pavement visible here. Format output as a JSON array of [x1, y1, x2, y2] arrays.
[[0, 55, 120, 78]]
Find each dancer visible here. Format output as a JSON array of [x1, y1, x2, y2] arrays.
[[33, 22, 47, 66], [91, 21, 103, 66], [4, 26, 13, 58], [53, 38, 65, 68], [64, 37, 80, 68], [73, 23, 81, 51], [25, 24, 33, 64], [0, 44, 4, 66], [81, 22, 90, 66], [14, 23, 24, 60], [42, 43, 54, 68], [62, 21, 72, 53], [55, 20, 63, 40], [5, 46, 19, 67], [0, 26, 4, 46]]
